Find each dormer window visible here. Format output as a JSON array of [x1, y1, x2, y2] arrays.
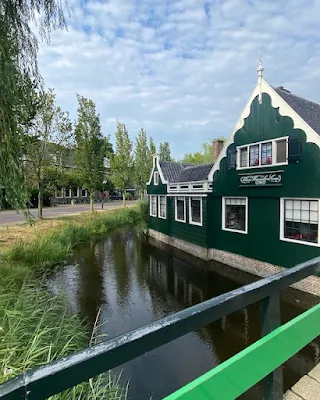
[[237, 137, 288, 170], [154, 171, 159, 185]]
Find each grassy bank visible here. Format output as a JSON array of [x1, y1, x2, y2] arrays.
[[0, 201, 147, 396], [1, 201, 147, 280]]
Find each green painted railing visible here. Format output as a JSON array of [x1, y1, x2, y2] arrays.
[[164, 302, 320, 400], [0, 256, 319, 400]]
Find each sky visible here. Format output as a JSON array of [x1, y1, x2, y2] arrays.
[[38, 0, 320, 160]]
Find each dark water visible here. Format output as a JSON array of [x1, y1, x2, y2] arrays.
[[47, 229, 320, 400]]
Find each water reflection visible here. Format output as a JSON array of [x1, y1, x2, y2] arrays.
[[47, 229, 319, 400]]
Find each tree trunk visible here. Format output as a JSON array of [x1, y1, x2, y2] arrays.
[[123, 191, 126, 208], [38, 181, 43, 219], [90, 193, 94, 212]]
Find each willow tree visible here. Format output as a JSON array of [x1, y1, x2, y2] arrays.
[[0, 0, 67, 211]]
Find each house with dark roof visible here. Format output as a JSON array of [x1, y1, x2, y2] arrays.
[[146, 61, 320, 270]]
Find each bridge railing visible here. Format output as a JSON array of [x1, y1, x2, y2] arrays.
[[0, 256, 319, 400]]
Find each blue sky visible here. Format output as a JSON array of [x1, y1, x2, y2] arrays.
[[38, 0, 320, 159]]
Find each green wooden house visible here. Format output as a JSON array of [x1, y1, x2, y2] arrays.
[[147, 62, 320, 270]]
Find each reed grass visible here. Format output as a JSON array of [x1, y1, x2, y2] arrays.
[[0, 281, 128, 399], [0, 203, 148, 398]]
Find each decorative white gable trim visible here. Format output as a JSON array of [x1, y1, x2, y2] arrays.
[[147, 154, 168, 185], [208, 79, 320, 181]]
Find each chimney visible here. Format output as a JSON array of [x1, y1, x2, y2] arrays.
[[212, 139, 225, 161]]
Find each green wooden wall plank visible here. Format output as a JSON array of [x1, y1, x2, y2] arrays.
[[164, 303, 320, 400], [209, 93, 320, 268]]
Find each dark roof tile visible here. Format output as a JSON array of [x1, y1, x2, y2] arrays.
[[274, 86, 320, 135], [159, 161, 213, 183], [176, 163, 214, 182]]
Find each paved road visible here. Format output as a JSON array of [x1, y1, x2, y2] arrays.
[[0, 201, 136, 226]]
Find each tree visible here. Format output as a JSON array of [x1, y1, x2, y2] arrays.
[[109, 121, 133, 208], [133, 128, 151, 199], [159, 141, 173, 161], [0, 0, 67, 211], [74, 95, 111, 212], [149, 137, 156, 156], [181, 140, 216, 164], [24, 89, 72, 218]]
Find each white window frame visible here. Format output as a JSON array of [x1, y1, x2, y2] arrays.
[[81, 189, 88, 197], [158, 195, 167, 219], [154, 171, 159, 185], [222, 196, 248, 234], [175, 196, 186, 223], [280, 198, 320, 247], [64, 188, 71, 198], [72, 188, 79, 198], [237, 137, 288, 170], [189, 197, 203, 226], [55, 189, 63, 198], [150, 195, 157, 217]]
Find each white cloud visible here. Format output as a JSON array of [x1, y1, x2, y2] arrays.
[[38, 0, 320, 159]]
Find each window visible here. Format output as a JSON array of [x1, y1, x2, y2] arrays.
[[276, 139, 287, 163], [223, 197, 248, 234], [64, 188, 71, 198], [158, 196, 166, 219], [249, 145, 259, 166], [150, 195, 157, 217], [281, 199, 319, 246], [237, 137, 288, 170], [81, 189, 87, 197], [240, 147, 248, 168], [261, 142, 272, 165], [175, 197, 186, 223], [72, 188, 79, 197], [154, 172, 159, 185], [189, 197, 202, 226], [55, 189, 62, 198]]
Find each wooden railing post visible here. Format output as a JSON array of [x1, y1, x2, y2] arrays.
[[261, 294, 283, 400]]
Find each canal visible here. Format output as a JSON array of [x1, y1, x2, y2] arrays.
[[47, 229, 320, 399]]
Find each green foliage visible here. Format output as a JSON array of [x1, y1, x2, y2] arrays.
[[149, 137, 156, 157], [133, 128, 152, 198], [8, 207, 144, 270], [137, 198, 148, 226], [124, 192, 133, 200], [0, 281, 128, 399], [159, 141, 173, 161], [74, 95, 112, 210], [181, 141, 213, 164], [0, 0, 67, 211], [24, 88, 72, 217], [109, 121, 133, 205], [181, 138, 226, 164]]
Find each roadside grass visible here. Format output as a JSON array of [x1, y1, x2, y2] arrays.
[[2, 202, 147, 272], [0, 200, 147, 398]]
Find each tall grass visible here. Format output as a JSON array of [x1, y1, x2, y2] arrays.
[[0, 281, 128, 399], [0, 205, 147, 398], [7, 204, 146, 271]]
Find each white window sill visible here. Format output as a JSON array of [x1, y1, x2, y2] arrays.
[[175, 218, 186, 223], [280, 236, 319, 247], [222, 227, 247, 235], [158, 215, 166, 220], [237, 162, 288, 171], [150, 213, 157, 217], [190, 220, 202, 227]]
